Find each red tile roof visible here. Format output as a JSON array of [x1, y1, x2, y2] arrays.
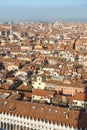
[[0, 98, 87, 128], [32, 89, 55, 98], [72, 92, 87, 101]]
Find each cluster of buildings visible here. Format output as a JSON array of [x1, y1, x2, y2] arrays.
[[0, 22, 87, 130]]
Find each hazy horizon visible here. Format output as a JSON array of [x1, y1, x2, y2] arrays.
[[0, 0, 87, 23]]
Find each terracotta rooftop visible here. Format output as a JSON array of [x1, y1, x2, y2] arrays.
[[17, 84, 32, 92], [0, 83, 10, 90], [0, 98, 87, 128], [32, 89, 55, 98], [72, 92, 87, 101], [46, 79, 85, 88], [7, 93, 21, 100]]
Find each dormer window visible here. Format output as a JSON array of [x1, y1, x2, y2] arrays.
[[32, 106, 36, 110], [40, 107, 44, 111], [55, 110, 58, 113], [48, 109, 52, 112]]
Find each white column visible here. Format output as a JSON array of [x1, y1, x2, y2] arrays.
[[9, 124, 11, 130], [18, 125, 21, 130], [6, 123, 9, 130], [0, 122, 1, 128], [2, 122, 4, 129], [5, 123, 8, 130], [15, 125, 18, 130], [12, 124, 15, 130]]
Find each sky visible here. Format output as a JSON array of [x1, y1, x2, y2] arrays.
[[0, 0, 87, 22]]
